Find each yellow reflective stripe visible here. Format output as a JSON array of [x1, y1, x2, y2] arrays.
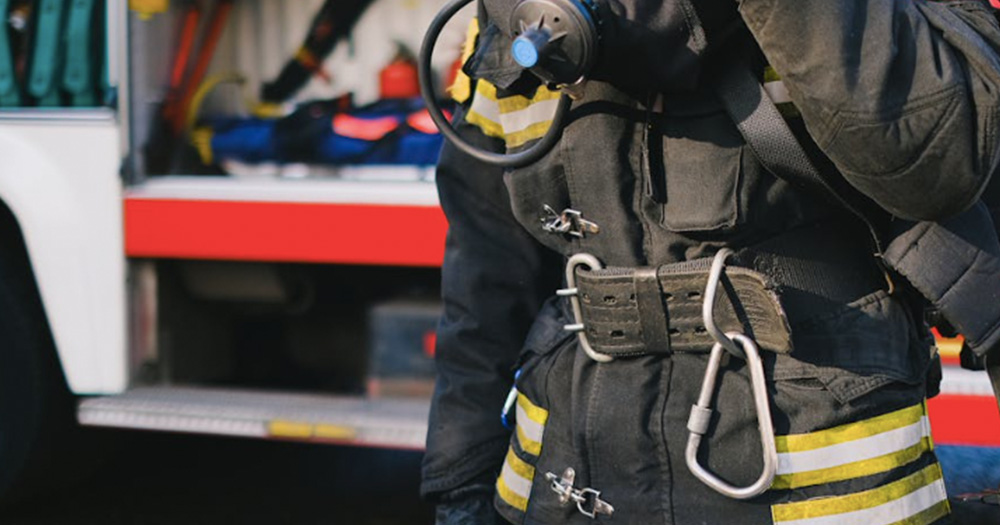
[[448, 18, 479, 103], [771, 463, 946, 524], [776, 403, 926, 454], [516, 393, 548, 426], [499, 97, 560, 133], [506, 121, 553, 148], [475, 80, 499, 100], [888, 500, 951, 525], [516, 421, 542, 456], [465, 108, 505, 139], [514, 393, 546, 456], [465, 81, 504, 138], [506, 446, 535, 480], [772, 437, 933, 490], [763, 65, 782, 83], [496, 475, 528, 512], [466, 80, 558, 146], [496, 87, 561, 114], [773, 402, 934, 490], [497, 447, 535, 512]]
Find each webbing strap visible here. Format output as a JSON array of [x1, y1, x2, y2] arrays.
[[712, 63, 884, 252]]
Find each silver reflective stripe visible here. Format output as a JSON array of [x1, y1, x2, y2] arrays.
[[775, 479, 947, 525], [501, 458, 533, 499], [764, 80, 791, 105], [777, 416, 931, 475], [515, 400, 545, 448], [498, 97, 560, 136], [469, 92, 501, 126]]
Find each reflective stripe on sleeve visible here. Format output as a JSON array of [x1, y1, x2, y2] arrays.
[[497, 447, 535, 512], [466, 83, 504, 140], [773, 403, 934, 489], [771, 463, 949, 525], [464, 81, 560, 147]]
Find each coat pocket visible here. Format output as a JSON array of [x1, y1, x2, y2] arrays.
[[643, 110, 745, 233]]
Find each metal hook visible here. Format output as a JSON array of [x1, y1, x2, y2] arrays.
[[558, 253, 614, 363], [685, 332, 778, 499], [703, 248, 744, 358]]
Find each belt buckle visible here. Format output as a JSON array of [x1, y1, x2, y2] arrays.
[[557, 253, 614, 363]]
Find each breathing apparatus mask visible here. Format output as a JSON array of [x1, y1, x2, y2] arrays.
[[419, 0, 734, 168]]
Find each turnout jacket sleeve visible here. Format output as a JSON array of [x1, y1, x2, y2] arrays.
[[421, 107, 561, 499], [739, 0, 1000, 220]]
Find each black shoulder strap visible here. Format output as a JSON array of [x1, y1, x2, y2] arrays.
[[711, 63, 886, 253]]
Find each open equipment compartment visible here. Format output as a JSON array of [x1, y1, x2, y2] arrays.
[[126, 0, 470, 181]]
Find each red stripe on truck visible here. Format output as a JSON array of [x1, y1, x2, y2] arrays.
[[927, 394, 1000, 447], [125, 198, 448, 267]]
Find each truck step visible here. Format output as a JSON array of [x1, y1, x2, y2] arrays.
[[78, 386, 429, 450]]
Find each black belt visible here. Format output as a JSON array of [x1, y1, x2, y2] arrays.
[[572, 258, 792, 357], [563, 220, 891, 358]]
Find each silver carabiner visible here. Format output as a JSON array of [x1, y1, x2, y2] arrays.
[[558, 253, 614, 363], [702, 248, 743, 358], [685, 249, 778, 500], [685, 333, 777, 499]]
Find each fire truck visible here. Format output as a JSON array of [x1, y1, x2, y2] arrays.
[[0, 0, 993, 503]]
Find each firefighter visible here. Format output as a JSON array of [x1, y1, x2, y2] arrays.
[[421, 0, 1000, 523]]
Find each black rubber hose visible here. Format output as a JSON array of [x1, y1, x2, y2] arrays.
[[418, 0, 572, 168]]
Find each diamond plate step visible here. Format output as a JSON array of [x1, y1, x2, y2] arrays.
[[78, 387, 429, 450]]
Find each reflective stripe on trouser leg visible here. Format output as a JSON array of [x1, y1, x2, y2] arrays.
[[773, 402, 934, 489], [496, 393, 549, 517], [771, 463, 949, 525]]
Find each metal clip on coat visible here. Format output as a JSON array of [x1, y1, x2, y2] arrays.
[[546, 467, 615, 518], [419, 0, 600, 168], [685, 249, 778, 499]]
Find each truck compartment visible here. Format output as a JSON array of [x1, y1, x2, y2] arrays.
[[126, 0, 471, 180]]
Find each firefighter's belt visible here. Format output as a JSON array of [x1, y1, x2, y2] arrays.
[[572, 262, 792, 356]]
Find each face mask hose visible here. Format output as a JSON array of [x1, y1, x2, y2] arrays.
[[418, 0, 573, 168]]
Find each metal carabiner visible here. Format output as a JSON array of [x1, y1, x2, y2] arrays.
[[558, 253, 614, 363], [702, 248, 743, 358], [685, 333, 777, 499], [685, 249, 778, 500]]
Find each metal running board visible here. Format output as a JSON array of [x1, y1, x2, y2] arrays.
[[78, 386, 429, 450]]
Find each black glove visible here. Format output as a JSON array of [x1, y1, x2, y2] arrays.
[[434, 484, 506, 525]]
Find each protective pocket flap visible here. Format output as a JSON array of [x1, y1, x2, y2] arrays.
[[773, 291, 929, 404]]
